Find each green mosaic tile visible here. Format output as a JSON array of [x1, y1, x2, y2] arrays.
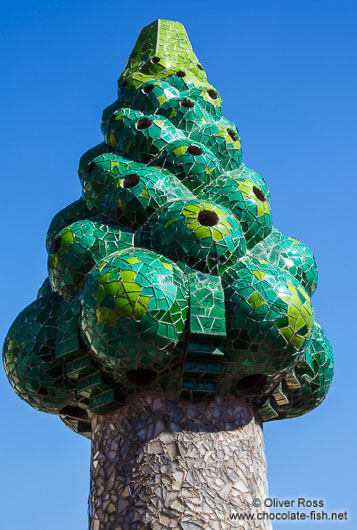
[[154, 95, 211, 134], [104, 166, 193, 230], [79, 248, 189, 386], [182, 86, 223, 120], [37, 277, 52, 298], [81, 153, 144, 213], [103, 107, 185, 164], [250, 226, 318, 295], [118, 20, 210, 94], [188, 272, 226, 336], [65, 354, 97, 381], [2, 19, 334, 437], [153, 139, 223, 194], [180, 380, 218, 400], [190, 122, 242, 170], [77, 372, 112, 399], [202, 176, 272, 249], [186, 342, 225, 359], [55, 297, 86, 363], [48, 219, 134, 298], [46, 199, 91, 252], [183, 360, 221, 379], [3, 293, 76, 414], [227, 163, 270, 201], [256, 398, 279, 421], [137, 199, 246, 275], [222, 255, 314, 379], [254, 323, 334, 422], [78, 142, 114, 181], [129, 80, 180, 114], [89, 389, 124, 415], [60, 415, 91, 439]]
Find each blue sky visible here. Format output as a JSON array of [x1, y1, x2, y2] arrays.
[[1, 1, 356, 528]]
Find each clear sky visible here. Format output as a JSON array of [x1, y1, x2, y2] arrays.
[[1, 1, 356, 528]]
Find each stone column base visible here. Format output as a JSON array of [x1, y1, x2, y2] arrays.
[[89, 392, 271, 530]]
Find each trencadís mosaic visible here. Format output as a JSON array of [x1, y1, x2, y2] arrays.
[[3, 19, 333, 437]]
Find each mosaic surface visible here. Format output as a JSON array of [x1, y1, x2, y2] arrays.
[[3, 19, 333, 438], [89, 392, 271, 530]]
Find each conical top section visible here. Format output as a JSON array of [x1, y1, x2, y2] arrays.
[[119, 19, 209, 89]]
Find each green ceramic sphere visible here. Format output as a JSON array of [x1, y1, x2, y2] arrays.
[[104, 166, 193, 230], [280, 323, 334, 418], [3, 294, 76, 414], [154, 95, 210, 133], [227, 163, 270, 201], [48, 219, 134, 298], [79, 248, 189, 381], [46, 198, 91, 252], [202, 176, 272, 249], [129, 79, 180, 113], [78, 142, 113, 181], [104, 107, 185, 163], [190, 122, 242, 171], [256, 322, 334, 422], [81, 153, 144, 213], [222, 256, 314, 379], [137, 199, 247, 275], [250, 227, 318, 295], [154, 139, 223, 194], [181, 86, 223, 119]]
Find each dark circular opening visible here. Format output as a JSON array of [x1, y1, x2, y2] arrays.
[[180, 98, 194, 108], [143, 84, 155, 94], [227, 128, 238, 141], [253, 186, 266, 202], [152, 56, 160, 64], [125, 369, 158, 387], [207, 89, 218, 100], [197, 63, 204, 71], [198, 210, 219, 227], [50, 236, 62, 254], [60, 406, 89, 420], [123, 173, 140, 188], [176, 70, 186, 77], [137, 118, 153, 130], [236, 374, 267, 395], [187, 145, 203, 156], [84, 161, 95, 178]]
